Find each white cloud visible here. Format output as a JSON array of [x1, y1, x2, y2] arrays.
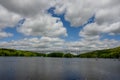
[[0, 5, 21, 28], [54, 0, 120, 27], [0, 31, 13, 38], [0, 0, 67, 38], [54, 0, 120, 43], [79, 22, 120, 39], [0, 37, 65, 50], [0, 0, 55, 17], [0, 0, 120, 52], [17, 14, 67, 37], [104, 22, 120, 35], [80, 23, 101, 38], [1, 0, 119, 37], [96, 7, 120, 25], [0, 37, 119, 53], [0, 5, 20, 38], [66, 39, 120, 52], [54, 0, 96, 26]]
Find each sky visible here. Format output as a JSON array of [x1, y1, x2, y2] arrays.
[[0, 0, 120, 52]]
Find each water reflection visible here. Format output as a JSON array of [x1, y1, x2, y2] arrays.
[[0, 57, 120, 80]]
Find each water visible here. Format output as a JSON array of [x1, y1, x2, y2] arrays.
[[0, 57, 120, 80]]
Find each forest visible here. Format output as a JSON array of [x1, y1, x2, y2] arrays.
[[77, 46, 120, 58], [0, 46, 120, 58]]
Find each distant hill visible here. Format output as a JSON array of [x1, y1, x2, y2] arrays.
[[0, 48, 46, 57], [0, 48, 74, 58], [0, 46, 120, 58], [78, 46, 120, 58]]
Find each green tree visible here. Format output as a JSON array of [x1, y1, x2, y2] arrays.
[[64, 53, 74, 58]]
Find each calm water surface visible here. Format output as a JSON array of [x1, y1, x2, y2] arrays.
[[0, 57, 120, 80]]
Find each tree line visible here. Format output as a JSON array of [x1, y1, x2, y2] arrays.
[[0, 46, 120, 58], [77, 46, 120, 58], [0, 48, 74, 58]]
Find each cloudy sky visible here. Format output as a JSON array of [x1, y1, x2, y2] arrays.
[[0, 0, 120, 52]]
